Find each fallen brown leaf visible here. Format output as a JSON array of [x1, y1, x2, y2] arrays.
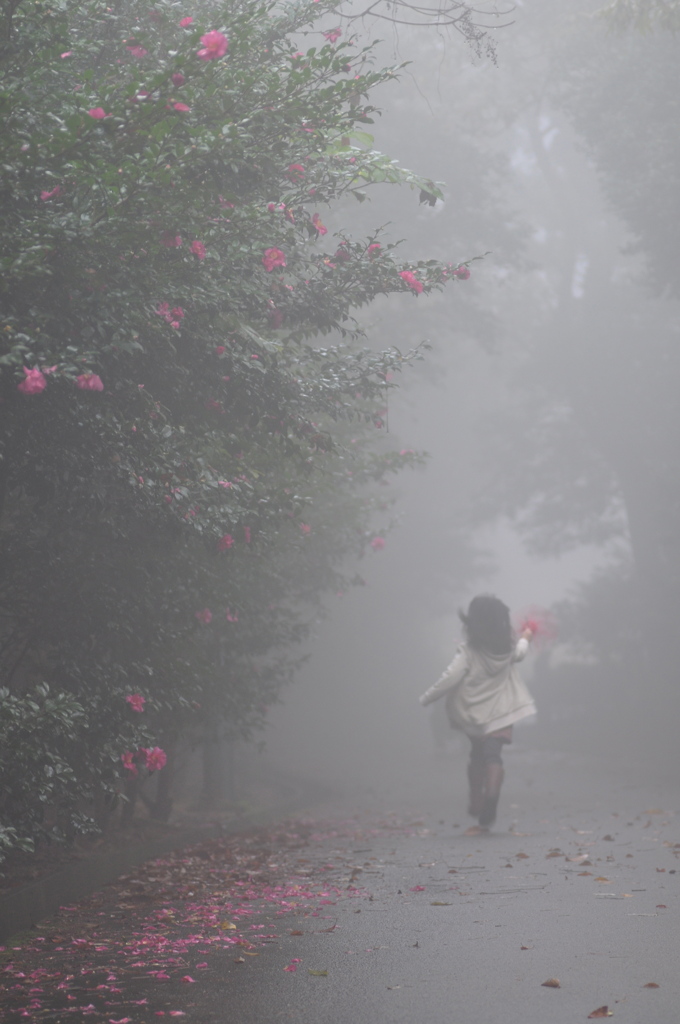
[[289, 930, 304, 935], [594, 876, 610, 882], [234, 956, 246, 964], [308, 969, 328, 976], [578, 871, 593, 876], [587, 1005, 612, 1018], [602, 835, 615, 841], [643, 982, 659, 988], [516, 852, 529, 859], [520, 944, 533, 950], [541, 978, 561, 988], [430, 901, 452, 906], [656, 904, 667, 908]]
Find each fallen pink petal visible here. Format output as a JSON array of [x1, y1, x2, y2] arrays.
[[125, 693, 146, 712]]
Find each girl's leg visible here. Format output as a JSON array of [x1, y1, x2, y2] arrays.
[[478, 737, 506, 827], [479, 761, 504, 827], [467, 738, 486, 818]]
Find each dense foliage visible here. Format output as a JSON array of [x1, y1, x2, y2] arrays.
[[0, 0, 470, 857]]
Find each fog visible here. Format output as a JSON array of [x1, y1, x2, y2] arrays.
[[262, 0, 680, 798]]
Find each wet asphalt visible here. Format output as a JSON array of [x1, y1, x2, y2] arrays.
[[186, 746, 679, 1024]]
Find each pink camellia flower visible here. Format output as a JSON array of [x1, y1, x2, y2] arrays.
[[197, 30, 228, 60], [173, 102, 191, 112], [218, 533, 235, 551], [40, 185, 61, 201], [60, 51, 72, 58], [121, 751, 138, 776], [195, 607, 213, 624], [262, 247, 286, 272], [171, 307, 185, 319], [453, 265, 471, 280], [286, 163, 305, 181], [76, 373, 104, 391], [179, 16, 193, 26], [126, 45, 148, 57], [243, 526, 251, 543], [17, 366, 47, 394], [370, 536, 386, 551], [160, 231, 183, 248], [180, 976, 196, 983], [225, 608, 239, 622], [323, 28, 342, 42], [398, 270, 424, 294], [172, 72, 186, 86], [215, 345, 226, 355], [145, 747, 167, 771], [367, 243, 381, 256], [125, 693, 146, 712], [311, 213, 327, 235], [190, 239, 206, 259], [300, 523, 311, 534], [87, 107, 107, 119]]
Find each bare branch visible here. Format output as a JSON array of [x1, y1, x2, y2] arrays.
[[332, 1, 515, 61]]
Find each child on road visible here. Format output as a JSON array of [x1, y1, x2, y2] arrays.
[[420, 595, 535, 830]]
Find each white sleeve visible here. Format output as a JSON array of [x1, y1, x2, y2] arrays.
[[512, 636, 529, 662], [419, 647, 469, 706]]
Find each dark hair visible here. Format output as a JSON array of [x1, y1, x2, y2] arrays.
[[459, 594, 514, 656]]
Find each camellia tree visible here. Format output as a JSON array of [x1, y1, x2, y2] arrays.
[[0, 0, 472, 856]]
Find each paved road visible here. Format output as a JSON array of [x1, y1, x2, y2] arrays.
[[201, 748, 678, 1024], [2, 746, 678, 1023]]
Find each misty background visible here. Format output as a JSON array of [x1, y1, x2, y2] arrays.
[[262, 0, 680, 796]]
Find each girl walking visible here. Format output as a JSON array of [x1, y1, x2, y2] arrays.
[[420, 595, 536, 830]]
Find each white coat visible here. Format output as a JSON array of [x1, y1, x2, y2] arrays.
[[419, 637, 536, 736]]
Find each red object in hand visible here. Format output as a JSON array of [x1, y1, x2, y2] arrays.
[[520, 618, 540, 636], [517, 609, 557, 644]]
